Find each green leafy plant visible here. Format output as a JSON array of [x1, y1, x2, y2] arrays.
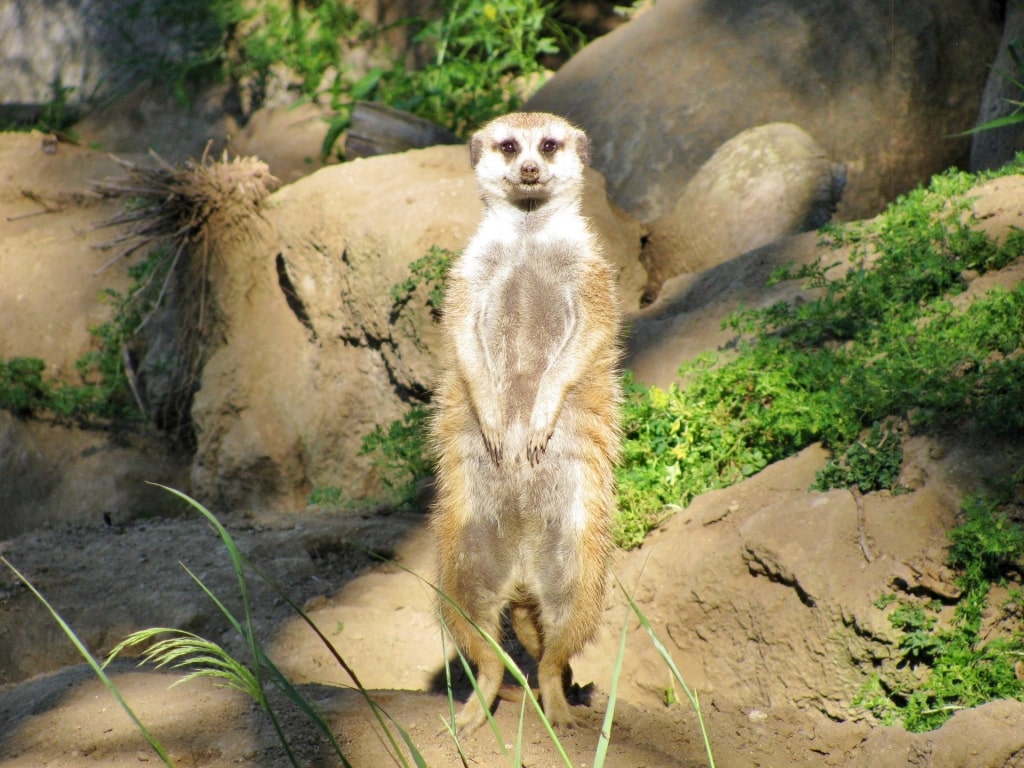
[[235, 0, 373, 103], [369, 0, 576, 134], [0, 243, 158, 422], [859, 493, 1024, 731], [614, 162, 1024, 545], [0, 76, 80, 135], [357, 404, 433, 508], [0, 357, 51, 416], [813, 421, 906, 493], [389, 245, 457, 318]]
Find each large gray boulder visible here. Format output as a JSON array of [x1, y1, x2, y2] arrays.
[[640, 122, 845, 298], [525, 0, 1001, 222]]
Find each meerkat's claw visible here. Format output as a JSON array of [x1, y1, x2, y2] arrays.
[[527, 431, 551, 466], [479, 417, 504, 465], [484, 438, 503, 466]]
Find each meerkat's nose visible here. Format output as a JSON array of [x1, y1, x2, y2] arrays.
[[520, 160, 540, 181]]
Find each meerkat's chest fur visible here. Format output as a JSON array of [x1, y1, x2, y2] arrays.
[[462, 211, 590, 421]]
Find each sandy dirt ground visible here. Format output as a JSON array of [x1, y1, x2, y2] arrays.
[[3, 437, 1024, 768]]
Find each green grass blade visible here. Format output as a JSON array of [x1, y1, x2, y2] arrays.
[[593, 604, 631, 768], [514, 688, 527, 768], [447, 631, 509, 754], [440, 633, 472, 768], [244, 558, 421, 768], [951, 111, 1024, 136], [178, 563, 247, 638], [151, 487, 306, 768], [617, 576, 716, 768], [1, 557, 175, 768], [150, 484, 256, 644]]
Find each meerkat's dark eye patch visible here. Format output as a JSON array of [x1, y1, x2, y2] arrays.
[[498, 139, 519, 156], [540, 138, 561, 155]]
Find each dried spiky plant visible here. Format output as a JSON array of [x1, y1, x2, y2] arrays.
[[91, 147, 279, 447]]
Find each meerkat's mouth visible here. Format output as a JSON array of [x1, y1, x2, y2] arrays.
[[509, 176, 550, 194]]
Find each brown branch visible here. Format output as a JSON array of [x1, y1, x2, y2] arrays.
[[851, 485, 872, 563]]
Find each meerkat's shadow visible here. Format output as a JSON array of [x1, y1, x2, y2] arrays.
[[428, 612, 595, 710]]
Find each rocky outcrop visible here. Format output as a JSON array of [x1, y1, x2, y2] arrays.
[[525, 0, 1002, 222], [639, 122, 845, 299], [0, 133, 191, 536]]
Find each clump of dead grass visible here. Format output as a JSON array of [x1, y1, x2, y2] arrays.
[[90, 147, 279, 445]]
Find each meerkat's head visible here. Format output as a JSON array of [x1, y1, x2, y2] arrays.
[[469, 112, 589, 212]]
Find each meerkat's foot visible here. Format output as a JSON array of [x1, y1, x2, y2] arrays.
[[541, 697, 578, 730], [538, 659, 579, 729], [453, 697, 489, 737]]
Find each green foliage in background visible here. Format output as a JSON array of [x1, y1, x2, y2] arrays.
[[110, 0, 250, 104], [614, 162, 1024, 546], [338, 0, 579, 139], [0, 244, 174, 424], [357, 405, 435, 508], [812, 421, 906, 493], [235, 1, 373, 103], [389, 245, 457, 318], [858, 491, 1024, 731]]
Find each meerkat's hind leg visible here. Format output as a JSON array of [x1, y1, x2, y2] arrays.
[[441, 593, 506, 735], [453, 637, 505, 735], [537, 646, 577, 728], [512, 604, 579, 726], [509, 601, 543, 659]]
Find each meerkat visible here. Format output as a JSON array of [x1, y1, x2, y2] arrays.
[[429, 112, 622, 734]]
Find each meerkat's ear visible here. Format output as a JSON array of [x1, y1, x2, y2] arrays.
[[574, 129, 591, 167], [470, 133, 484, 168]]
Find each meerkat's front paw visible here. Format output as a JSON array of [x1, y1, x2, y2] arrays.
[[527, 427, 553, 466], [527, 402, 558, 465], [478, 413, 504, 465]]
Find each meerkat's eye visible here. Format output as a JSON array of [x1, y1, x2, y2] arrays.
[[498, 139, 519, 156], [540, 138, 560, 155]]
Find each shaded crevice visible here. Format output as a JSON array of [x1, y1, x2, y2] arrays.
[[745, 548, 818, 608], [338, 330, 431, 406], [275, 253, 316, 339]]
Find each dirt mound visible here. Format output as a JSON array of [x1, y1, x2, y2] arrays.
[[3, 430, 1024, 766]]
